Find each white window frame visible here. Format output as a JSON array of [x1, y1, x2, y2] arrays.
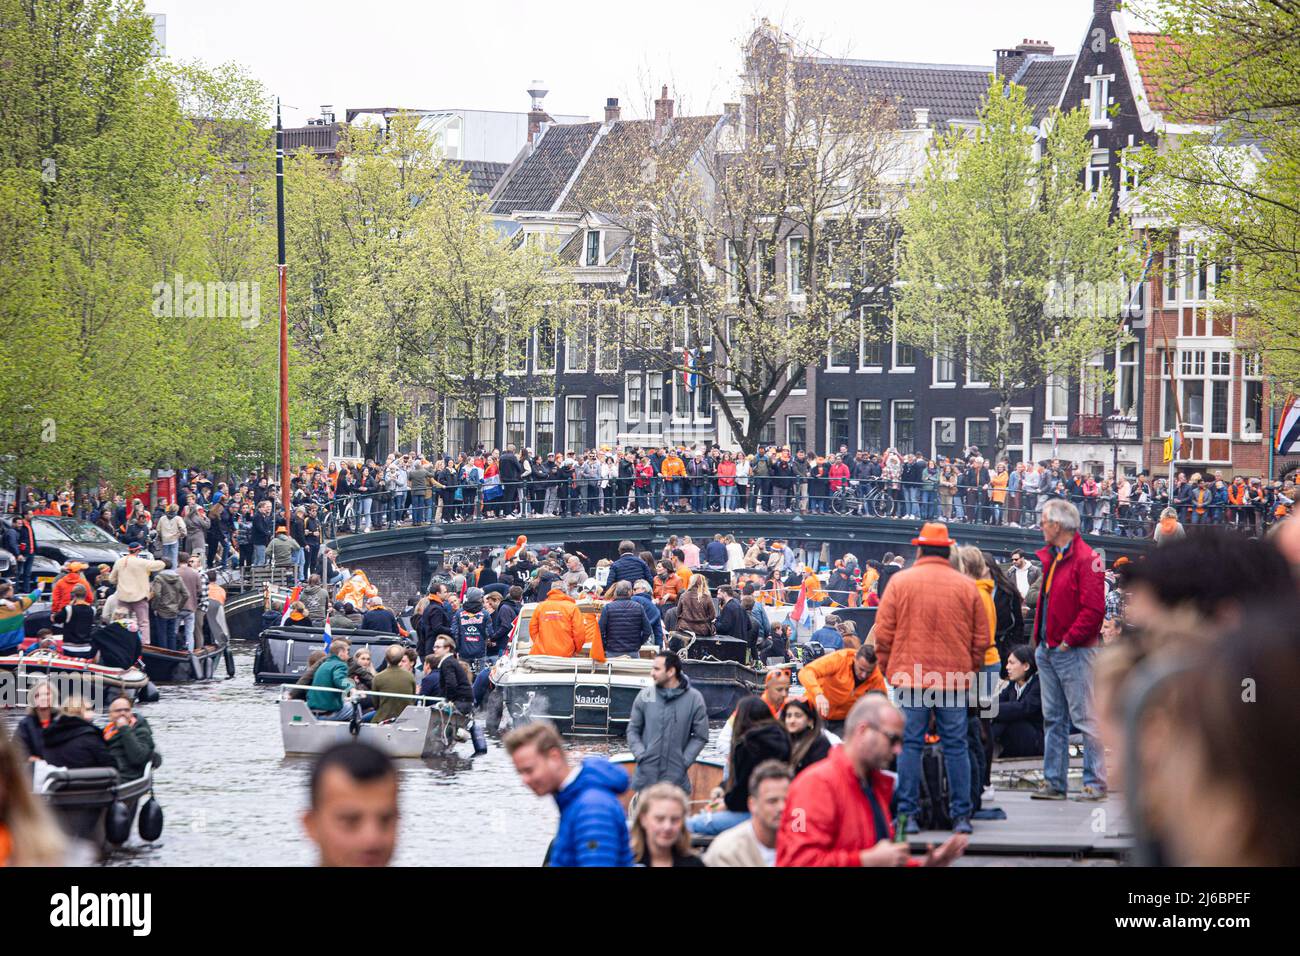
[[672, 371, 692, 424], [531, 398, 556, 456], [476, 396, 497, 451], [1115, 341, 1139, 417], [932, 417, 957, 457], [826, 312, 853, 372], [890, 399, 915, 455], [932, 338, 956, 387], [504, 397, 528, 450], [595, 395, 619, 447], [1241, 352, 1264, 438], [964, 339, 989, 388], [1080, 350, 1105, 417], [965, 417, 992, 453], [595, 302, 619, 373], [1045, 370, 1070, 421], [646, 372, 664, 424], [694, 380, 712, 424], [890, 315, 915, 373], [504, 331, 528, 376], [826, 399, 850, 456], [787, 236, 805, 298], [1088, 74, 1113, 127], [585, 229, 602, 267], [565, 395, 587, 450], [858, 305, 884, 372], [786, 415, 807, 453], [858, 399, 883, 452], [565, 304, 590, 373], [1162, 239, 1179, 306], [625, 372, 643, 424]]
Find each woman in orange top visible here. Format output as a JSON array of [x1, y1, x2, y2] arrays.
[[990, 464, 1009, 524]]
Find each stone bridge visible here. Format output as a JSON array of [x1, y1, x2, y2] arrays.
[[332, 512, 1152, 600]]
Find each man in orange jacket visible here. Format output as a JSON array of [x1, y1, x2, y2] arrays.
[[528, 588, 604, 661], [797, 644, 888, 733]]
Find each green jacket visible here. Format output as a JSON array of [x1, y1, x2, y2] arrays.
[[371, 665, 417, 723], [306, 654, 353, 712], [105, 716, 155, 780], [267, 533, 301, 567]]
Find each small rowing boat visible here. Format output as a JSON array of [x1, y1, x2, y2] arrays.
[[278, 686, 469, 759]]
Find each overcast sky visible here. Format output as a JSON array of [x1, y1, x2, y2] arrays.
[[152, 0, 1093, 125]]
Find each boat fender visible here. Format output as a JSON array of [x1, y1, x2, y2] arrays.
[[138, 797, 164, 842], [223, 646, 236, 678], [106, 800, 133, 846], [138, 682, 161, 704]]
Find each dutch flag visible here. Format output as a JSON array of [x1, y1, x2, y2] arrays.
[[682, 348, 698, 393], [322, 614, 332, 652]]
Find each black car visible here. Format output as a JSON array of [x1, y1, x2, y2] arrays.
[[2, 516, 129, 568]]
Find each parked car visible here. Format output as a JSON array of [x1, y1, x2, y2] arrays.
[[1, 516, 129, 568]]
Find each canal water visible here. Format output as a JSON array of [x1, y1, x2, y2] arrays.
[[4, 645, 725, 867]]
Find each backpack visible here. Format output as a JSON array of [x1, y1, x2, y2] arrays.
[[916, 742, 952, 831]]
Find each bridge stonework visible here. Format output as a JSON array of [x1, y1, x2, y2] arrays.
[[334, 513, 1152, 597]]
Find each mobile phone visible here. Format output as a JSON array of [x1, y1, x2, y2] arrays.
[[894, 814, 909, 842]]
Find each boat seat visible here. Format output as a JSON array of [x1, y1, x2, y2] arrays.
[[40, 766, 121, 793]]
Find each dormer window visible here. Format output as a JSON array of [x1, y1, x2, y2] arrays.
[[585, 230, 601, 266]]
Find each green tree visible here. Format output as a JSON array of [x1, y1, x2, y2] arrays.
[[894, 77, 1137, 461]]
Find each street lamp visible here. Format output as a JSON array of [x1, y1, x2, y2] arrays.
[[1103, 414, 1137, 480]]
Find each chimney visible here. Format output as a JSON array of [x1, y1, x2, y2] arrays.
[[320, 104, 335, 124], [654, 84, 674, 135], [913, 107, 930, 128], [1016, 38, 1054, 56], [526, 81, 550, 145], [994, 47, 1027, 80], [604, 97, 621, 123]]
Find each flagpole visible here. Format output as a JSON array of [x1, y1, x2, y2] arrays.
[[276, 98, 291, 521]]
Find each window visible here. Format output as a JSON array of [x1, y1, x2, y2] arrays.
[[596, 396, 619, 446], [585, 230, 601, 266], [965, 338, 988, 387], [1081, 350, 1105, 417], [673, 373, 691, 422], [1210, 350, 1231, 435], [1242, 353, 1263, 436], [476, 396, 497, 451], [827, 240, 852, 286], [1183, 242, 1202, 301], [1087, 150, 1109, 192], [891, 400, 915, 455], [860, 306, 885, 369], [858, 400, 882, 452], [695, 381, 712, 420], [445, 400, 469, 458], [788, 236, 804, 296], [1115, 341, 1139, 416], [933, 340, 956, 385], [565, 306, 589, 372], [891, 317, 915, 370], [505, 331, 528, 375], [1046, 371, 1070, 420], [671, 307, 688, 350], [1176, 348, 1232, 436], [1089, 75, 1111, 125], [647, 372, 663, 422], [725, 241, 741, 299], [757, 240, 775, 295], [827, 312, 855, 370], [966, 418, 992, 453], [503, 398, 527, 450], [534, 316, 557, 373], [759, 420, 777, 446], [565, 396, 586, 449], [1162, 240, 1179, 306], [786, 416, 807, 453], [532, 399, 555, 456], [626, 372, 643, 422], [595, 304, 619, 372], [827, 400, 850, 454], [933, 417, 958, 460]]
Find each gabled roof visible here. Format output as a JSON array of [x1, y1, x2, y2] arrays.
[[446, 158, 508, 195], [1014, 55, 1073, 124], [559, 115, 720, 213], [794, 57, 992, 128], [1128, 32, 1185, 117], [489, 122, 602, 215]]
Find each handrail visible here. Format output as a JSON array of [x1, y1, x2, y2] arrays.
[[280, 683, 452, 706]]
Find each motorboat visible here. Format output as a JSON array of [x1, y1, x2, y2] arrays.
[[38, 759, 163, 853], [223, 582, 295, 642], [279, 687, 468, 758], [254, 625, 407, 684], [672, 633, 764, 719], [0, 647, 154, 705]]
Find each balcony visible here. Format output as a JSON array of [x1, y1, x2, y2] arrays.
[[1042, 414, 1139, 442]]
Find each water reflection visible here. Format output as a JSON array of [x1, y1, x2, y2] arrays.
[[3, 647, 724, 867]]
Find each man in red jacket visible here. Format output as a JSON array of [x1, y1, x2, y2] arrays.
[[777, 695, 967, 867], [1031, 498, 1107, 802]]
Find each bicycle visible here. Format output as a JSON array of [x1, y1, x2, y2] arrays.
[[830, 480, 895, 518]]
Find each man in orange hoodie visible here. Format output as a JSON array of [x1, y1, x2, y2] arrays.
[[528, 587, 604, 661], [797, 645, 888, 734], [50, 561, 92, 616]]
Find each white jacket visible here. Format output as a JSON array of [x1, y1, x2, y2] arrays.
[[109, 554, 166, 603]]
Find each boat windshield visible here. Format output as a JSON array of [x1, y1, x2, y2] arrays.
[[34, 517, 120, 545]]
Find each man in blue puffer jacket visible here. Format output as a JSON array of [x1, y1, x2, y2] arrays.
[[506, 722, 633, 867]]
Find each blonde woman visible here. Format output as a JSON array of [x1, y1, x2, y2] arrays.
[[676, 574, 717, 637], [15, 678, 57, 761], [630, 783, 703, 867], [0, 733, 68, 865]]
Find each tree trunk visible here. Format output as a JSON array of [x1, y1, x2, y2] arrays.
[[994, 393, 1013, 465]]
